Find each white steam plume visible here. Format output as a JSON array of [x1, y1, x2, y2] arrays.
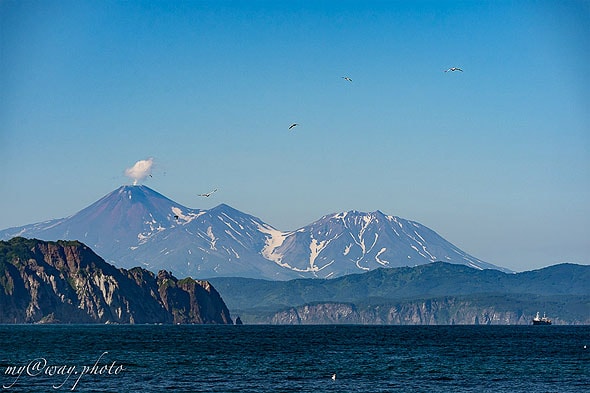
[[125, 158, 154, 185]]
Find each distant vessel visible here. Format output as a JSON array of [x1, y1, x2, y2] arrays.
[[532, 312, 552, 325]]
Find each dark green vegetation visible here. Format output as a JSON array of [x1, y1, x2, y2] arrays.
[[209, 262, 590, 325]]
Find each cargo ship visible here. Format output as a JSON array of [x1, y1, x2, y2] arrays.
[[532, 311, 552, 325]]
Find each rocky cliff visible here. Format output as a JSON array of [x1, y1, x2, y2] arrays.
[[269, 297, 589, 325], [0, 237, 232, 324], [269, 300, 530, 325]]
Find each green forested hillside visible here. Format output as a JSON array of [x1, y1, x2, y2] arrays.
[[209, 262, 590, 324]]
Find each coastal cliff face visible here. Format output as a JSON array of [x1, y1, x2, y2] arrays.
[[269, 299, 588, 325], [0, 238, 232, 324], [157, 270, 232, 324]]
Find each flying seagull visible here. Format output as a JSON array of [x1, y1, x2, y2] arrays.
[[444, 67, 463, 72], [342, 76, 352, 82], [198, 188, 218, 197], [289, 123, 298, 130]]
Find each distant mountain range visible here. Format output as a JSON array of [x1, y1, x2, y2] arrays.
[[0, 185, 510, 280], [209, 262, 590, 325]]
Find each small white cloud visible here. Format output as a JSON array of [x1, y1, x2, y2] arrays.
[[125, 158, 154, 185]]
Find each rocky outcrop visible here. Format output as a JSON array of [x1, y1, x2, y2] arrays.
[[271, 303, 360, 325], [0, 237, 233, 324], [269, 298, 589, 325], [157, 270, 232, 324]]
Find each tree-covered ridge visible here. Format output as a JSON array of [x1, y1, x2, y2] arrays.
[[0, 237, 84, 266], [209, 262, 590, 325]]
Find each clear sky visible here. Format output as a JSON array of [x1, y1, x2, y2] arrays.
[[1, 1, 588, 272]]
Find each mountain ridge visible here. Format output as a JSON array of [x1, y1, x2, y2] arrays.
[[208, 262, 590, 325], [0, 185, 510, 280]]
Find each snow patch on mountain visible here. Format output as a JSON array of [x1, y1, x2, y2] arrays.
[[356, 258, 371, 271], [309, 238, 331, 271], [220, 212, 245, 231], [467, 262, 484, 270], [258, 223, 288, 263], [206, 226, 217, 250], [171, 207, 206, 223], [343, 244, 352, 256], [375, 248, 389, 266]]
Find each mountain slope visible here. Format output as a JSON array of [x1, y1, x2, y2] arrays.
[[1, 186, 293, 280], [210, 262, 590, 310], [0, 186, 509, 279], [261, 210, 504, 277]]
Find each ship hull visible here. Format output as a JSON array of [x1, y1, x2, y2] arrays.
[[532, 312, 552, 325]]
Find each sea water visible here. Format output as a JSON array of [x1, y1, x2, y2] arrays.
[[1, 325, 588, 392]]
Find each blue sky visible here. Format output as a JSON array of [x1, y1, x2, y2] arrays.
[[1, 1, 588, 272]]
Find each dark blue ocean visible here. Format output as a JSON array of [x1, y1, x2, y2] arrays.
[[1, 325, 588, 392]]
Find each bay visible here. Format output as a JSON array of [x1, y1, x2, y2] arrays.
[[1, 325, 589, 392]]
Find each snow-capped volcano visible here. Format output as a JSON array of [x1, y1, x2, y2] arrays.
[[4, 186, 193, 258], [0, 186, 510, 279], [261, 210, 505, 278]]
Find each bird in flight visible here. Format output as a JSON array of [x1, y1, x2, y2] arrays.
[[444, 67, 463, 72], [198, 188, 218, 197], [289, 123, 298, 130], [342, 76, 352, 82]]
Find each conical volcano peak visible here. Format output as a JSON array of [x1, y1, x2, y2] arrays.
[[209, 203, 236, 213], [114, 185, 171, 201], [83, 185, 185, 222]]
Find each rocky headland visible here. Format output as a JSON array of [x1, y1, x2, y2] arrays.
[[0, 237, 232, 324]]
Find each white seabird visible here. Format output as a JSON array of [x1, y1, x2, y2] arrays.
[[198, 188, 218, 197], [444, 67, 463, 72]]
